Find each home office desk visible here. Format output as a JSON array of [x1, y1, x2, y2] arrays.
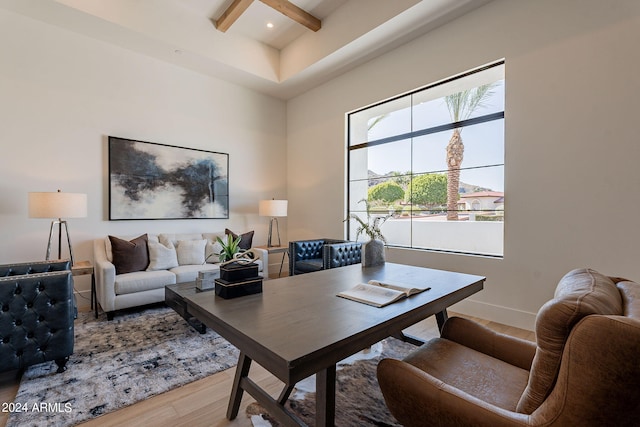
[[183, 262, 485, 426]]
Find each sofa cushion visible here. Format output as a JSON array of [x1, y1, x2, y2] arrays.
[[405, 337, 530, 411], [176, 239, 207, 265], [171, 260, 263, 283], [114, 269, 176, 295], [171, 264, 220, 283], [226, 228, 254, 250], [294, 258, 324, 274], [109, 234, 150, 274], [158, 233, 203, 247], [147, 240, 179, 271], [516, 268, 623, 414]]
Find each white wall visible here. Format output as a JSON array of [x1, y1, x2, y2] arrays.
[[286, 0, 640, 330], [0, 9, 287, 305]]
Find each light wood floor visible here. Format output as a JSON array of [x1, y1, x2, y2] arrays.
[[0, 310, 534, 427]]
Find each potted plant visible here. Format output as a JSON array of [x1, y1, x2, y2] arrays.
[[345, 199, 392, 267], [216, 234, 243, 262]]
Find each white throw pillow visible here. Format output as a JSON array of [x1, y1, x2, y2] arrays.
[[159, 233, 203, 248], [205, 239, 224, 263], [147, 240, 179, 271], [176, 239, 207, 265]]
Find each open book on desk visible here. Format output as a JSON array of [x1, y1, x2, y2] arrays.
[[337, 280, 431, 308]]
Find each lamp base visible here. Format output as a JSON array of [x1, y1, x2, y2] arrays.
[[267, 217, 281, 248], [45, 219, 75, 265]]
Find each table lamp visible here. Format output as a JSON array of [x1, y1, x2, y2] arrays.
[[259, 199, 287, 247], [28, 189, 87, 265]]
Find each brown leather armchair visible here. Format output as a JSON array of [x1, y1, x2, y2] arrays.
[[377, 268, 640, 426]]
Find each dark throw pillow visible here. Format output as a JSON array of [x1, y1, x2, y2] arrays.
[[225, 228, 254, 251], [109, 234, 150, 274]]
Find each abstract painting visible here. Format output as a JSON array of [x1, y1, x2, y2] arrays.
[[108, 137, 229, 220]]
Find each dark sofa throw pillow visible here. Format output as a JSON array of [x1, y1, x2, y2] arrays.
[[225, 228, 254, 251], [109, 234, 150, 274]]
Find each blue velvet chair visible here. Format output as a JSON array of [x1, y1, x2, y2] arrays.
[[0, 260, 75, 373], [289, 239, 362, 275]]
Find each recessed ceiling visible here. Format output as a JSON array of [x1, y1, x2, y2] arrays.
[[205, 0, 346, 48], [0, 0, 493, 99]]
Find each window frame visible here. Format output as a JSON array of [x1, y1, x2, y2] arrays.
[[346, 61, 505, 258]]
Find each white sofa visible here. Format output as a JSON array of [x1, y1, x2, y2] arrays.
[[93, 232, 268, 319]]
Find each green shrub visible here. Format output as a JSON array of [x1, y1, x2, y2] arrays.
[[405, 174, 447, 206], [368, 181, 405, 203]]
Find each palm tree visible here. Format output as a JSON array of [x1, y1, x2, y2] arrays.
[[444, 84, 494, 220]]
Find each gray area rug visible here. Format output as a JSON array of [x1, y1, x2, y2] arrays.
[[7, 305, 239, 427], [247, 337, 417, 426]]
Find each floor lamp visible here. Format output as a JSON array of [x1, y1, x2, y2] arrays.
[[28, 190, 87, 266], [259, 199, 288, 247]]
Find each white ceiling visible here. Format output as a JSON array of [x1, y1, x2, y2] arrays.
[[1, 0, 492, 99], [189, 0, 350, 50]]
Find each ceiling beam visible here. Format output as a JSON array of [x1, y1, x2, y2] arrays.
[[259, 0, 321, 32], [215, 0, 255, 33]]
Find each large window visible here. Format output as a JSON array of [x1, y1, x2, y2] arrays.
[[347, 62, 505, 257]]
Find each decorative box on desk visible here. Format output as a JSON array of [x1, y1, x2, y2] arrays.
[[214, 260, 261, 298], [196, 270, 220, 291], [215, 277, 263, 299], [220, 261, 259, 282]]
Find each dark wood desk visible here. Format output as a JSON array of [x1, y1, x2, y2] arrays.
[[182, 262, 484, 427]]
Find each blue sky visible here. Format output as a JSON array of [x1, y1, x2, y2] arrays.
[[364, 81, 505, 192]]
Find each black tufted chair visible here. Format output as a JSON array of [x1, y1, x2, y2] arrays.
[[0, 261, 75, 374], [289, 239, 362, 275], [0, 259, 71, 277], [324, 241, 362, 269]]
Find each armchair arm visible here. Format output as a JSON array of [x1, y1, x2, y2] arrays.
[[93, 238, 116, 313], [442, 317, 536, 370], [377, 358, 530, 427], [250, 247, 268, 278]]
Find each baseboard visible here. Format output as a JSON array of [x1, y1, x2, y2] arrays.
[[450, 298, 536, 331]]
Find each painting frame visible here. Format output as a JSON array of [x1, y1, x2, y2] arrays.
[[108, 136, 229, 220]]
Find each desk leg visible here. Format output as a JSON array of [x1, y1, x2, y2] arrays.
[[436, 309, 449, 333], [227, 352, 252, 420], [316, 364, 336, 427], [278, 385, 294, 405]]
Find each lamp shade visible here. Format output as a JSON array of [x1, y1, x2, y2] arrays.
[[259, 199, 288, 217], [29, 191, 87, 219]]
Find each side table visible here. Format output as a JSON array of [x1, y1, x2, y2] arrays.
[[255, 245, 289, 277], [71, 261, 97, 318]]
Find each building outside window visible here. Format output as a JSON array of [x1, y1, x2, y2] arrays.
[[346, 61, 505, 257]]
